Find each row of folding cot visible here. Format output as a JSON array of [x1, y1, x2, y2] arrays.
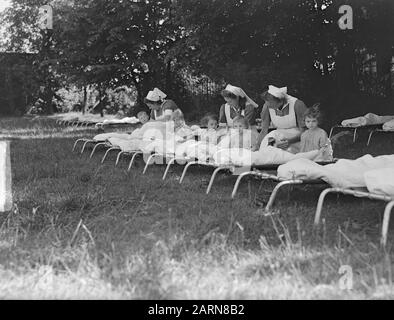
[[329, 123, 394, 146], [56, 118, 99, 128], [73, 136, 394, 248]]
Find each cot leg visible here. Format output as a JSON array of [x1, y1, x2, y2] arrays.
[[143, 154, 160, 174], [265, 180, 303, 211], [381, 201, 394, 247], [179, 161, 199, 184], [81, 140, 93, 154], [314, 188, 338, 226], [329, 126, 336, 139], [367, 130, 374, 146], [115, 151, 126, 167], [101, 148, 119, 164], [162, 158, 177, 180], [127, 152, 141, 172], [353, 128, 358, 143], [72, 139, 85, 152], [231, 171, 256, 199], [90, 142, 107, 158], [206, 167, 230, 194]]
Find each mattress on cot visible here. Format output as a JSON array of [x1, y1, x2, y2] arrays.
[[383, 119, 394, 131], [107, 137, 144, 151], [93, 132, 133, 141], [102, 117, 140, 125], [341, 113, 394, 128], [277, 155, 394, 196], [212, 146, 322, 167]]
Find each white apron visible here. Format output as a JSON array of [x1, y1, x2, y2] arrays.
[[224, 104, 245, 127], [262, 95, 301, 152], [153, 100, 168, 120]]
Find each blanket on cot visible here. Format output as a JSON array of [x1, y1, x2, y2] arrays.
[[383, 119, 394, 131], [93, 132, 133, 141], [105, 137, 325, 166], [341, 113, 394, 127], [93, 121, 170, 142], [93, 121, 327, 166], [212, 146, 320, 167], [277, 154, 394, 196], [101, 117, 140, 125]]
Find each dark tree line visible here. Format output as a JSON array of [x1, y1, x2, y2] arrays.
[[1, 0, 393, 123]]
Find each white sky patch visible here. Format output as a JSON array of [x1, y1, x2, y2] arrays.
[[0, 0, 11, 12]]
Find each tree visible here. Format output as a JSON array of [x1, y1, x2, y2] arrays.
[[173, 0, 394, 122]]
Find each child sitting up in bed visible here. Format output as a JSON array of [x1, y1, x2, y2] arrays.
[[193, 113, 227, 144], [170, 109, 195, 141], [299, 104, 333, 160], [218, 116, 259, 150]]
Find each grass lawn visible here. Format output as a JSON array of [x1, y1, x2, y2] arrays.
[[0, 115, 394, 299]]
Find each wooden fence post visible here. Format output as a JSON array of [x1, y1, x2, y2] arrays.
[[0, 141, 12, 212]]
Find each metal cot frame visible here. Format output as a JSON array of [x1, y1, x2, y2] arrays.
[[231, 169, 328, 211], [314, 187, 394, 247], [329, 124, 382, 143], [367, 128, 394, 146]]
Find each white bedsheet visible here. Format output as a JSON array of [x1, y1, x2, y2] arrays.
[[383, 119, 394, 131], [341, 113, 394, 127], [364, 168, 394, 197], [278, 154, 394, 190], [102, 117, 140, 124], [93, 132, 132, 141], [212, 146, 320, 167], [107, 138, 143, 151], [260, 128, 302, 148]]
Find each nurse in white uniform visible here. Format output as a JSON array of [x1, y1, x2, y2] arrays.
[[256, 85, 308, 152], [218, 84, 259, 128]]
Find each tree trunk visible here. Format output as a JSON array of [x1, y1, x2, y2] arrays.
[[82, 85, 87, 114], [334, 38, 357, 118], [165, 60, 172, 96], [98, 85, 104, 117]]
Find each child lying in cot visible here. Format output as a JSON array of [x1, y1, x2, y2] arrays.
[[173, 115, 258, 162], [140, 110, 197, 155], [137, 111, 150, 125], [174, 113, 230, 161]]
